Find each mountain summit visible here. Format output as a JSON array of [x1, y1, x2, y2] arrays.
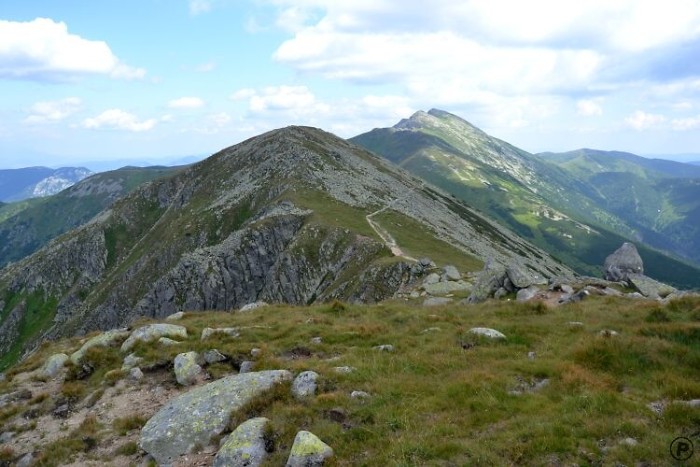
[[0, 126, 571, 368]]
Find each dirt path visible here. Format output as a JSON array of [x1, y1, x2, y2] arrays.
[[366, 200, 418, 262]]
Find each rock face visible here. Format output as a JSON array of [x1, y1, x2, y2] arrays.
[[214, 417, 272, 467], [604, 243, 643, 281], [140, 370, 292, 465], [286, 431, 334, 467]]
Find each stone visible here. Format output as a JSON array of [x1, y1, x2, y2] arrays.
[[239, 301, 269, 312], [466, 260, 506, 303], [203, 349, 227, 364], [202, 327, 240, 340], [506, 263, 546, 289], [494, 287, 508, 299], [373, 344, 394, 352], [121, 324, 187, 352], [599, 329, 619, 337], [627, 273, 677, 299], [333, 366, 356, 374], [516, 286, 540, 302], [129, 367, 144, 381], [310, 337, 323, 345], [568, 321, 585, 327], [0, 431, 14, 443], [527, 351, 536, 360], [442, 265, 461, 281], [292, 371, 319, 399], [468, 327, 506, 339], [174, 351, 204, 386], [214, 417, 272, 467], [43, 353, 69, 378], [122, 353, 144, 372], [350, 390, 371, 399], [166, 311, 185, 321], [16, 453, 34, 467], [620, 437, 638, 447], [423, 297, 453, 306], [158, 337, 181, 346], [419, 257, 436, 268], [423, 273, 441, 285], [423, 281, 470, 296], [560, 284, 574, 295], [250, 348, 262, 358], [71, 329, 130, 364], [239, 361, 255, 374], [286, 431, 334, 467], [508, 377, 550, 395], [409, 291, 420, 299], [604, 242, 643, 282], [140, 370, 292, 465]]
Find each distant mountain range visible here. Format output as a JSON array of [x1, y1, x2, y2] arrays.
[[352, 109, 700, 288], [0, 167, 93, 202]]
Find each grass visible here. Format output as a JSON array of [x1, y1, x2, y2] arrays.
[[3, 295, 700, 465]]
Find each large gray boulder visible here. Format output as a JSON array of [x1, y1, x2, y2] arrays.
[[174, 351, 205, 386], [214, 417, 272, 467], [286, 431, 334, 467], [140, 370, 292, 465], [43, 353, 69, 378], [466, 260, 506, 303], [71, 329, 130, 364], [627, 274, 676, 299], [442, 265, 461, 281], [121, 324, 187, 352], [604, 243, 643, 282], [506, 263, 546, 289]]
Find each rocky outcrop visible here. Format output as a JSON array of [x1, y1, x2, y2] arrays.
[[140, 370, 292, 465], [604, 242, 643, 282]]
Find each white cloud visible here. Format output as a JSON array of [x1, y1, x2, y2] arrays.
[[189, 0, 212, 15], [83, 109, 157, 132], [230, 88, 257, 100], [0, 18, 144, 81], [249, 86, 319, 112], [625, 111, 666, 131], [168, 97, 205, 109], [25, 97, 82, 123], [577, 99, 603, 117], [671, 116, 700, 131]]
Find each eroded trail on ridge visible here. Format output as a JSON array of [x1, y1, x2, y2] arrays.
[[366, 200, 417, 262]]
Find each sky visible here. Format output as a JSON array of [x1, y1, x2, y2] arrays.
[[1, 0, 700, 169]]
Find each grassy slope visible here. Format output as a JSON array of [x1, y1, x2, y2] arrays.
[[4, 296, 700, 466]]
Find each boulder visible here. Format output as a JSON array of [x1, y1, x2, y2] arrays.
[[286, 431, 334, 467], [202, 327, 240, 340], [129, 367, 144, 381], [466, 260, 506, 303], [506, 263, 546, 289], [122, 353, 144, 371], [71, 329, 130, 364], [423, 281, 470, 296], [239, 361, 255, 374], [422, 273, 440, 285], [423, 297, 453, 307], [292, 371, 319, 399], [373, 344, 394, 352], [468, 327, 506, 339], [140, 370, 292, 465], [627, 273, 676, 299], [43, 353, 69, 378], [604, 242, 643, 282], [174, 351, 204, 386], [158, 337, 181, 346], [351, 390, 371, 400], [516, 286, 540, 302], [239, 301, 269, 312], [121, 324, 187, 352], [214, 417, 272, 467], [165, 311, 185, 321], [442, 265, 461, 281], [203, 349, 227, 364]]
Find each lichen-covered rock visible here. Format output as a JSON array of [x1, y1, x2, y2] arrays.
[[159, 337, 180, 346], [292, 371, 319, 399], [286, 430, 334, 467], [423, 273, 440, 285], [43, 353, 69, 378], [202, 327, 240, 340], [121, 324, 187, 352], [165, 311, 185, 321], [71, 329, 130, 364], [140, 370, 292, 465], [129, 367, 144, 381], [203, 349, 227, 364], [516, 286, 540, 302], [468, 327, 506, 339], [627, 273, 676, 299], [604, 242, 643, 282], [442, 265, 461, 281], [122, 353, 144, 371], [214, 417, 272, 467], [506, 263, 546, 289], [239, 361, 255, 374], [467, 260, 506, 303], [239, 301, 269, 312], [174, 351, 204, 386]]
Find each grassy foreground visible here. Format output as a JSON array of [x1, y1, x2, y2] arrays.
[[3, 295, 700, 466]]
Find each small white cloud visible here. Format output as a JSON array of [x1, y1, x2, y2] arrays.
[[577, 99, 603, 117], [230, 88, 256, 100], [189, 0, 212, 15], [249, 86, 316, 112], [671, 116, 700, 131], [168, 97, 205, 109], [25, 97, 82, 123], [0, 18, 145, 81], [83, 109, 157, 132], [625, 110, 666, 130]]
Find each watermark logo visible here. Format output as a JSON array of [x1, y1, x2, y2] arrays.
[[670, 436, 694, 461]]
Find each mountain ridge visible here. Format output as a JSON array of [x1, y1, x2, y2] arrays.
[[0, 166, 93, 202]]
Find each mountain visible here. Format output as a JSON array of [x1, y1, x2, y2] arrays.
[[0, 167, 93, 202], [0, 166, 182, 270], [539, 148, 700, 266], [351, 109, 700, 287], [0, 126, 573, 369], [691, 161, 700, 166]]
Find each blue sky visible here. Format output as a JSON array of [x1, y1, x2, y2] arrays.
[[1, 0, 700, 169]]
